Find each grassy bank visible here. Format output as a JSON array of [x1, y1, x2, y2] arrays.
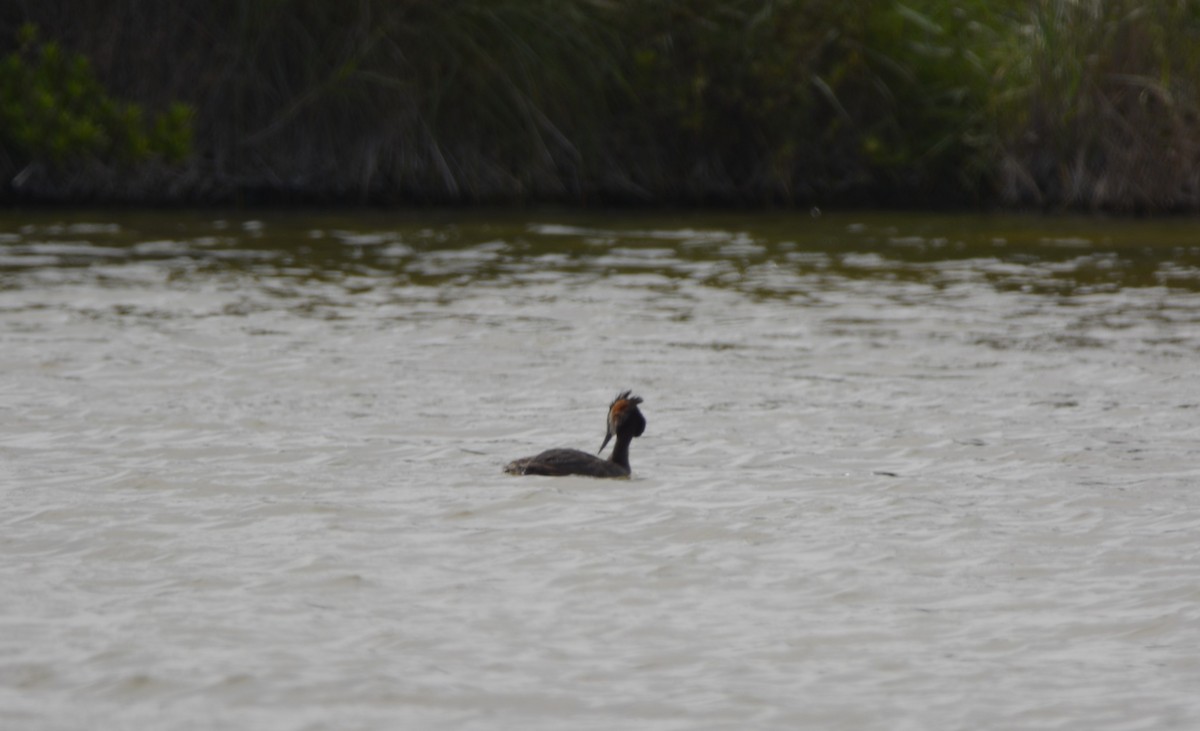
[[3, 0, 1200, 211]]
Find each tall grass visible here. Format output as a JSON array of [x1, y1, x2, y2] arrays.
[[993, 0, 1200, 211], [4, 0, 1200, 209]]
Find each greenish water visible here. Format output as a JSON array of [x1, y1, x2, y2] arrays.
[[5, 209, 1200, 292], [2, 210, 1198, 731]]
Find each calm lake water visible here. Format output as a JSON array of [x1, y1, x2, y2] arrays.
[[2, 209, 1199, 730]]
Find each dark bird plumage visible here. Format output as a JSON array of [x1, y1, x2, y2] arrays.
[[504, 391, 647, 478]]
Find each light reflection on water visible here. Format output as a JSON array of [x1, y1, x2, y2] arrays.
[[1, 210, 1199, 730]]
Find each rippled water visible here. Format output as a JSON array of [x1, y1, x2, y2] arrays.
[[2, 210, 1199, 730]]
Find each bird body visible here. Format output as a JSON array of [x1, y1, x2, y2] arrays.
[[503, 447, 632, 478]]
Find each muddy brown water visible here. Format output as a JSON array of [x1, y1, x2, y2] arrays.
[[2, 209, 1199, 730]]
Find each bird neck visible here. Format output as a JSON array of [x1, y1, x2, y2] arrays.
[[608, 432, 633, 470]]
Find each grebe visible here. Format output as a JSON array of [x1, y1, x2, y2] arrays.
[[504, 391, 646, 478]]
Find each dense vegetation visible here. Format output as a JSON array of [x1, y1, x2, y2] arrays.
[[2, 0, 1200, 211], [0, 25, 192, 198]]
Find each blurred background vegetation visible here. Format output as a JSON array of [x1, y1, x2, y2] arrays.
[[2, 0, 1199, 210]]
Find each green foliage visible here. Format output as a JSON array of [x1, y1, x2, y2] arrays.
[[614, 0, 830, 198], [8, 1, 1200, 209], [371, 0, 629, 195], [0, 24, 192, 169], [832, 1, 1010, 194], [989, 0, 1200, 209], [607, 0, 1018, 202]]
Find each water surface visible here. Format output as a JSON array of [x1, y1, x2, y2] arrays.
[[2, 210, 1199, 730]]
